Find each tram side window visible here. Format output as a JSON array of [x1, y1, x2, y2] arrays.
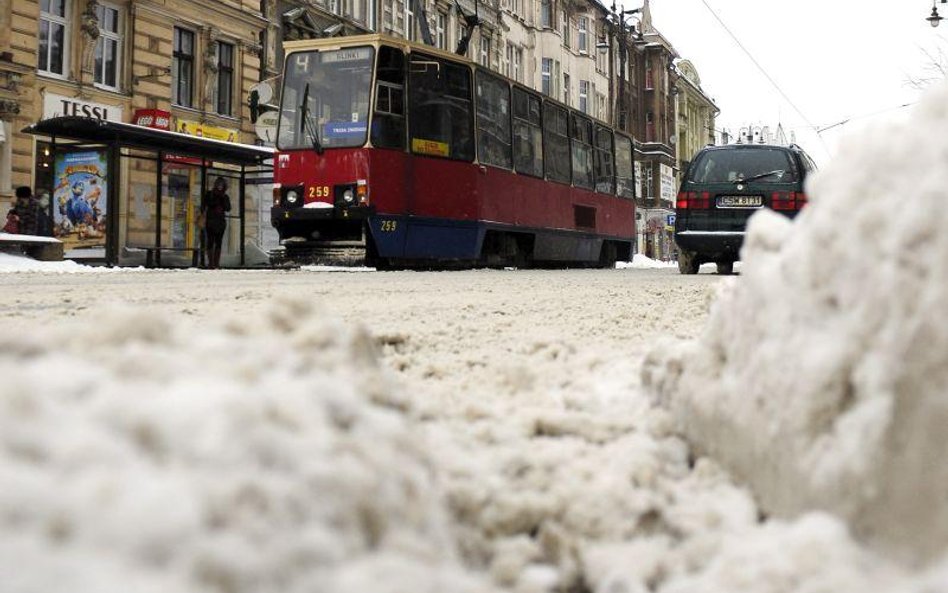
[[542, 102, 570, 184], [594, 125, 615, 194], [409, 54, 475, 161], [512, 88, 543, 178], [570, 113, 594, 190], [615, 134, 635, 199], [475, 70, 512, 169], [372, 46, 406, 150]]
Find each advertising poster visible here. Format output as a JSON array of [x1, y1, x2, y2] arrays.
[[175, 119, 239, 143], [53, 151, 108, 250]]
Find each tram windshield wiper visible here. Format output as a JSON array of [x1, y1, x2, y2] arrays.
[[299, 82, 324, 155], [734, 169, 784, 184]]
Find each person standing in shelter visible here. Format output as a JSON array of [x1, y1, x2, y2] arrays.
[[13, 186, 39, 236], [201, 177, 232, 269]]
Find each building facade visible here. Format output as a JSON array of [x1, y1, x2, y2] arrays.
[[2, 0, 270, 261], [673, 58, 717, 183]]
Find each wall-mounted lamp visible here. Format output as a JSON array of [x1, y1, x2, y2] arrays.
[[133, 66, 172, 85], [596, 36, 610, 54], [927, 0, 946, 27]]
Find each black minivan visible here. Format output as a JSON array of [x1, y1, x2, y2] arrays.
[[674, 143, 816, 274]]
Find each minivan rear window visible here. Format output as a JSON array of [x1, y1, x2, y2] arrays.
[[687, 148, 798, 184]]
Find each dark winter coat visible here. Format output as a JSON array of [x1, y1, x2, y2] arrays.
[[14, 197, 39, 236], [202, 190, 231, 235]]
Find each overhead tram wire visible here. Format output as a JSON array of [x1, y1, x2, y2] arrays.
[[697, 0, 826, 150], [815, 102, 916, 134]]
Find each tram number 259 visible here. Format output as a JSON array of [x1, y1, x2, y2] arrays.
[[380, 220, 398, 232], [308, 185, 330, 198]]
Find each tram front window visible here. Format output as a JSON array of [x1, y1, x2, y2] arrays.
[[278, 47, 375, 150]]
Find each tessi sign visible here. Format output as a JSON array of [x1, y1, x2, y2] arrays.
[[42, 93, 124, 123]]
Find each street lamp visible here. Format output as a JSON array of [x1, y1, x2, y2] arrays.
[[927, 0, 946, 27], [601, 4, 643, 131]]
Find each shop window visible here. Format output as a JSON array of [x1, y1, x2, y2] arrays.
[[615, 134, 634, 198], [173, 27, 195, 108], [542, 101, 569, 184], [372, 46, 406, 150], [408, 54, 474, 161], [512, 87, 543, 178], [594, 125, 615, 194], [94, 3, 122, 89], [475, 70, 512, 170], [39, 0, 69, 77], [216, 41, 235, 116], [569, 112, 593, 190]]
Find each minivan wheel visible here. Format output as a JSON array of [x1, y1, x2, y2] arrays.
[[716, 261, 734, 275], [678, 251, 700, 275]]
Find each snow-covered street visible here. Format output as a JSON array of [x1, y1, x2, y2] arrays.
[[3, 80, 948, 593], [1, 263, 943, 593]]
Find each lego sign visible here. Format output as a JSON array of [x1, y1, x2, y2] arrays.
[[133, 109, 171, 130]]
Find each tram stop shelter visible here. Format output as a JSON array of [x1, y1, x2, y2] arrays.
[[24, 116, 274, 268]]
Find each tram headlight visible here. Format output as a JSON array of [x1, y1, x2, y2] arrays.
[[342, 188, 355, 204], [285, 190, 300, 205]]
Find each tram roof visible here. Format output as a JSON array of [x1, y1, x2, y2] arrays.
[[281, 33, 633, 134], [283, 33, 480, 64], [24, 116, 275, 166]]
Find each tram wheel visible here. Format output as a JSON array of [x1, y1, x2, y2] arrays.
[[598, 242, 618, 269]]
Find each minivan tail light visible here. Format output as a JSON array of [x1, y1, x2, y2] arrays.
[[771, 191, 807, 211], [677, 191, 710, 209]]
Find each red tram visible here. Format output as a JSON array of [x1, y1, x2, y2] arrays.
[[270, 34, 637, 268]]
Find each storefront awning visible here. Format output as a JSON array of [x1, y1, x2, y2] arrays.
[[23, 116, 274, 165]]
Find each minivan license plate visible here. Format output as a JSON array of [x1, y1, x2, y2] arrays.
[[717, 195, 762, 208]]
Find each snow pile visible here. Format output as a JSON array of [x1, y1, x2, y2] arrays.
[[411, 340, 934, 593], [644, 81, 948, 566], [0, 300, 492, 593], [0, 252, 106, 273], [618, 254, 677, 269]]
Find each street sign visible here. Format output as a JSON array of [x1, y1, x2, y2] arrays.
[[666, 214, 676, 226]]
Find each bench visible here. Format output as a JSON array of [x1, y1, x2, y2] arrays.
[[144, 246, 201, 268], [0, 234, 64, 261]]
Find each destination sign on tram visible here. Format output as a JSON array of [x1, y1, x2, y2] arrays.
[[321, 48, 372, 63]]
